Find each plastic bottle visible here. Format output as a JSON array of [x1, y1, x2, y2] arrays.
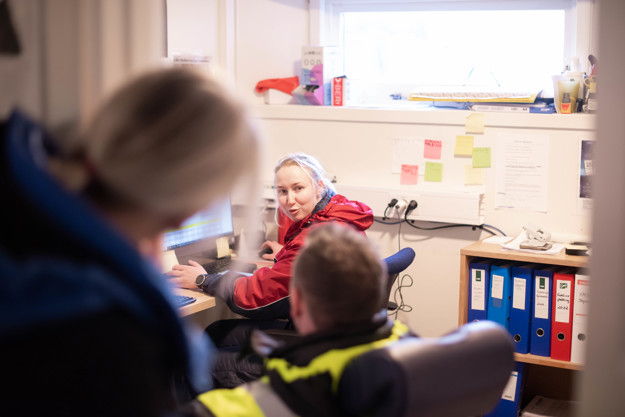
[[561, 92, 572, 114]]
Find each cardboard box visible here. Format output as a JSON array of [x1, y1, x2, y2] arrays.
[[521, 396, 577, 417], [301, 46, 342, 105], [263, 89, 294, 105]]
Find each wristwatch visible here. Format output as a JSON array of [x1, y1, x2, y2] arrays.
[[195, 274, 208, 288]]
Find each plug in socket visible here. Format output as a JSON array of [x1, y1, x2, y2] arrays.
[[394, 199, 408, 215]]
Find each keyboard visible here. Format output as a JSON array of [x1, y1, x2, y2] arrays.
[[203, 257, 233, 274], [174, 294, 197, 308], [203, 257, 257, 274]]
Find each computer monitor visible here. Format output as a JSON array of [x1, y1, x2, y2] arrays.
[[162, 196, 234, 263]]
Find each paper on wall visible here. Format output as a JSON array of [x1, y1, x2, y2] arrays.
[[392, 137, 422, 173], [495, 133, 549, 212]]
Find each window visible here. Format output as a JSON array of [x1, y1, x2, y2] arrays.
[[314, 0, 595, 105]]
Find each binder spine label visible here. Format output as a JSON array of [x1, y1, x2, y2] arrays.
[[501, 371, 519, 402], [492, 274, 504, 299], [575, 280, 591, 314], [471, 269, 486, 310], [534, 276, 550, 319], [513, 277, 527, 309], [555, 280, 572, 323]]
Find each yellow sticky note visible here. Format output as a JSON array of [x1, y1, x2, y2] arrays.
[[424, 162, 443, 182], [464, 165, 484, 185], [472, 147, 491, 168], [216, 236, 231, 258], [466, 113, 485, 134], [161, 250, 179, 273], [454, 135, 474, 156]]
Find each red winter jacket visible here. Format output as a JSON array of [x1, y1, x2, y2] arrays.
[[210, 193, 373, 320]]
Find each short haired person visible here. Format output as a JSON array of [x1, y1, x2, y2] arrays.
[[168, 153, 374, 387], [183, 222, 414, 417], [0, 67, 260, 416]]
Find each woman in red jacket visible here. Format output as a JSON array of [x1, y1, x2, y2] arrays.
[[171, 153, 373, 320], [169, 153, 373, 388]]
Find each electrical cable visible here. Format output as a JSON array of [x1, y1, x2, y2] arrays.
[[376, 198, 504, 321], [390, 273, 413, 319], [403, 210, 503, 236], [382, 199, 398, 221], [374, 218, 404, 225], [397, 216, 402, 248], [482, 223, 506, 236], [382, 206, 390, 221]]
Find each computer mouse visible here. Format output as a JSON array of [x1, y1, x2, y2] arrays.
[[258, 247, 273, 258]]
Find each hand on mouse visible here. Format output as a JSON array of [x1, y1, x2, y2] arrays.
[[259, 241, 283, 260]]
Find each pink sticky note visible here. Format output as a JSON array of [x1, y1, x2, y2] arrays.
[[424, 139, 442, 159], [400, 164, 419, 185]]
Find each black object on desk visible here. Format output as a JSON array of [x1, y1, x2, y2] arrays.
[[203, 257, 257, 274], [258, 247, 273, 258], [565, 242, 590, 256]]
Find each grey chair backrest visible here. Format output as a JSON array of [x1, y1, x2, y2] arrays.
[[338, 320, 514, 417]]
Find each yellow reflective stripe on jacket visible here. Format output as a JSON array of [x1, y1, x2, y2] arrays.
[[266, 320, 409, 392], [197, 387, 265, 417]]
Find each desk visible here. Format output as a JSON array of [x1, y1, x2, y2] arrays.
[[176, 288, 216, 317]]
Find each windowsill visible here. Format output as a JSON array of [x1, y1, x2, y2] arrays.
[[254, 103, 597, 131]]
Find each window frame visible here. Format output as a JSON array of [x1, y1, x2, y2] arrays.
[[309, 0, 596, 103]]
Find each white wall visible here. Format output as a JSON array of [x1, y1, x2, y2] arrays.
[[167, 0, 219, 60], [253, 107, 594, 336], [233, 0, 309, 101]]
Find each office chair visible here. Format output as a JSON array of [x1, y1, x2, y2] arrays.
[[383, 247, 416, 311], [338, 320, 515, 417]]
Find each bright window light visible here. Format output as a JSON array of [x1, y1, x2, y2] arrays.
[[342, 9, 565, 99]]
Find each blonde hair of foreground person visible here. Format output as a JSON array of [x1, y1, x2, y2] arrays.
[[48, 67, 261, 244]]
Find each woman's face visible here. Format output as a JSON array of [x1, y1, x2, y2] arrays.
[[275, 165, 322, 222]]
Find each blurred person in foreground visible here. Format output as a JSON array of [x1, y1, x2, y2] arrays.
[[0, 66, 260, 416]]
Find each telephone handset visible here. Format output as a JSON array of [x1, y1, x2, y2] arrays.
[[520, 224, 553, 251]]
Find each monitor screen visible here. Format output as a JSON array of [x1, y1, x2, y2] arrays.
[[162, 197, 234, 254]]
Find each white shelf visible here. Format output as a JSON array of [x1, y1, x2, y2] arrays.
[[254, 104, 596, 131]]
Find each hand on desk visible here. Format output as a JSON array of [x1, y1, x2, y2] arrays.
[[165, 260, 206, 290], [259, 241, 283, 260]]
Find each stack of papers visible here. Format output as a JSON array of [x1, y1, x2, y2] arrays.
[[408, 86, 539, 103], [483, 233, 565, 255]]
